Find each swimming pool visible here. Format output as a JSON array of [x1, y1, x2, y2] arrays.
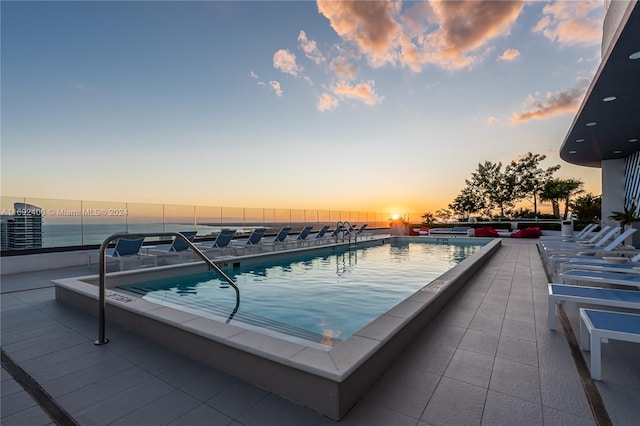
[[54, 235, 501, 419], [119, 239, 487, 347]]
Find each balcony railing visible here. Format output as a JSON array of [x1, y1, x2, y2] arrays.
[[1, 196, 401, 251]]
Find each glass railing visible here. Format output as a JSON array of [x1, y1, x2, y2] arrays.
[[1, 196, 403, 251]]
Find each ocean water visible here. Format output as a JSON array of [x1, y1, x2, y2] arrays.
[[41, 223, 252, 247]]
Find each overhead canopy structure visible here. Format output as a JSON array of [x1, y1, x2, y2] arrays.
[[560, 2, 640, 168]]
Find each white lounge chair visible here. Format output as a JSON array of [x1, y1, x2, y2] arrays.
[[284, 226, 314, 248], [88, 236, 155, 270], [539, 225, 612, 249], [579, 308, 640, 380], [539, 226, 617, 255], [261, 226, 292, 250], [149, 231, 197, 264], [548, 283, 640, 330], [560, 269, 640, 289], [559, 252, 640, 274], [540, 223, 598, 241], [547, 227, 636, 272], [230, 228, 266, 254], [195, 229, 237, 257]]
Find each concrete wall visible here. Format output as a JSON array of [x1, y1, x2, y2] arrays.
[[602, 0, 637, 57], [601, 158, 626, 227], [1, 250, 92, 276]]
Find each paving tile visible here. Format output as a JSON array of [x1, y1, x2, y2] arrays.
[[0, 404, 54, 426], [490, 355, 541, 404], [421, 377, 487, 426], [443, 348, 494, 388], [481, 390, 543, 426], [469, 311, 503, 336], [111, 389, 201, 426], [41, 354, 137, 399], [496, 335, 538, 366], [56, 366, 156, 413], [542, 406, 595, 426], [458, 329, 499, 357], [179, 368, 242, 402], [73, 377, 174, 425], [0, 387, 38, 418], [366, 364, 439, 419], [236, 393, 330, 426], [500, 318, 536, 342], [398, 343, 456, 376], [421, 322, 466, 348], [206, 381, 269, 418], [341, 399, 420, 426], [167, 403, 234, 426], [597, 382, 640, 426]]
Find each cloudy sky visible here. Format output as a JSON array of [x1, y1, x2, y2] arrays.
[[1, 1, 605, 217]]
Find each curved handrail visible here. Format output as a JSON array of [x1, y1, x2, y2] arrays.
[[96, 232, 239, 345]]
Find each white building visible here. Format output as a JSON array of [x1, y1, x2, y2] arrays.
[[560, 1, 640, 226]]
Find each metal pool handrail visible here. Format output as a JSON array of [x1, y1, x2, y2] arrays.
[[95, 231, 239, 345]]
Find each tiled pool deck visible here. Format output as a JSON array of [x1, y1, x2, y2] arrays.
[[2, 238, 638, 425]]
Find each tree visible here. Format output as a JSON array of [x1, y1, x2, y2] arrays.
[[608, 201, 640, 231], [434, 209, 453, 223], [540, 178, 584, 219], [421, 212, 435, 224], [569, 193, 601, 224], [448, 185, 486, 219], [509, 153, 560, 216], [467, 161, 518, 217]]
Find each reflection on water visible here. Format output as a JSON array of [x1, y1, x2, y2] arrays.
[[121, 240, 487, 345]]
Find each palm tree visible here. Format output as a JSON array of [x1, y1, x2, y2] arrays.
[[540, 178, 584, 219], [421, 212, 435, 224]]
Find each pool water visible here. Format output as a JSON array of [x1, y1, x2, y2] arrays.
[[120, 240, 486, 346]]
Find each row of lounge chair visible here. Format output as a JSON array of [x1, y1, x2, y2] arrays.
[[89, 224, 371, 270], [542, 224, 640, 380]]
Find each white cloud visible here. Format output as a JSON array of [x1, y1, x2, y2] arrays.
[[532, 1, 603, 46], [334, 80, 382, 106], [498, 48, 520, 61], [317, 93, 339, 112], [273, 49, 301, 77], [298, 30, 325, 64], [269, 80, 283, 97]]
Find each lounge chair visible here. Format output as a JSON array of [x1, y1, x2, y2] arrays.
[[559, 252, 640, 274], [548, 227, 637, 272], [547, 283, 640, 330], [579, 308, 640, 380], [285, 226, 314, 248], [312, 225, 330, 239], [539, 225, 615, 252], [540, 223, 598, 241], [88, 236, 154, 270], [347, 223, 368, 237], [560, 269, 640, 289], [149, 231, 197, 264], [230, 227, 266, 254], [262, 226, 292, 250], [196, 229, 236, 257]]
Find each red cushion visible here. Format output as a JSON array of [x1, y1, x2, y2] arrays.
[[474, 226, 499, 237], [511, 227, 541, 238]]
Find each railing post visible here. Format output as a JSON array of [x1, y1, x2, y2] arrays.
[[95, 231, 240, 345]]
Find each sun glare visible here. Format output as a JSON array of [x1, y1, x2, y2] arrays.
[[392, 214, 400, 220]]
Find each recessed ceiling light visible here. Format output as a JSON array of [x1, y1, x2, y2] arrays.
[[569, 150, 577, 154], [630, 51, 640, 60], [576, 138, 585, 143], [603, 96, 617, 102], [614, 150, 622, 154], [586, 122, 597, 126], [630, 138, 639, 143]]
